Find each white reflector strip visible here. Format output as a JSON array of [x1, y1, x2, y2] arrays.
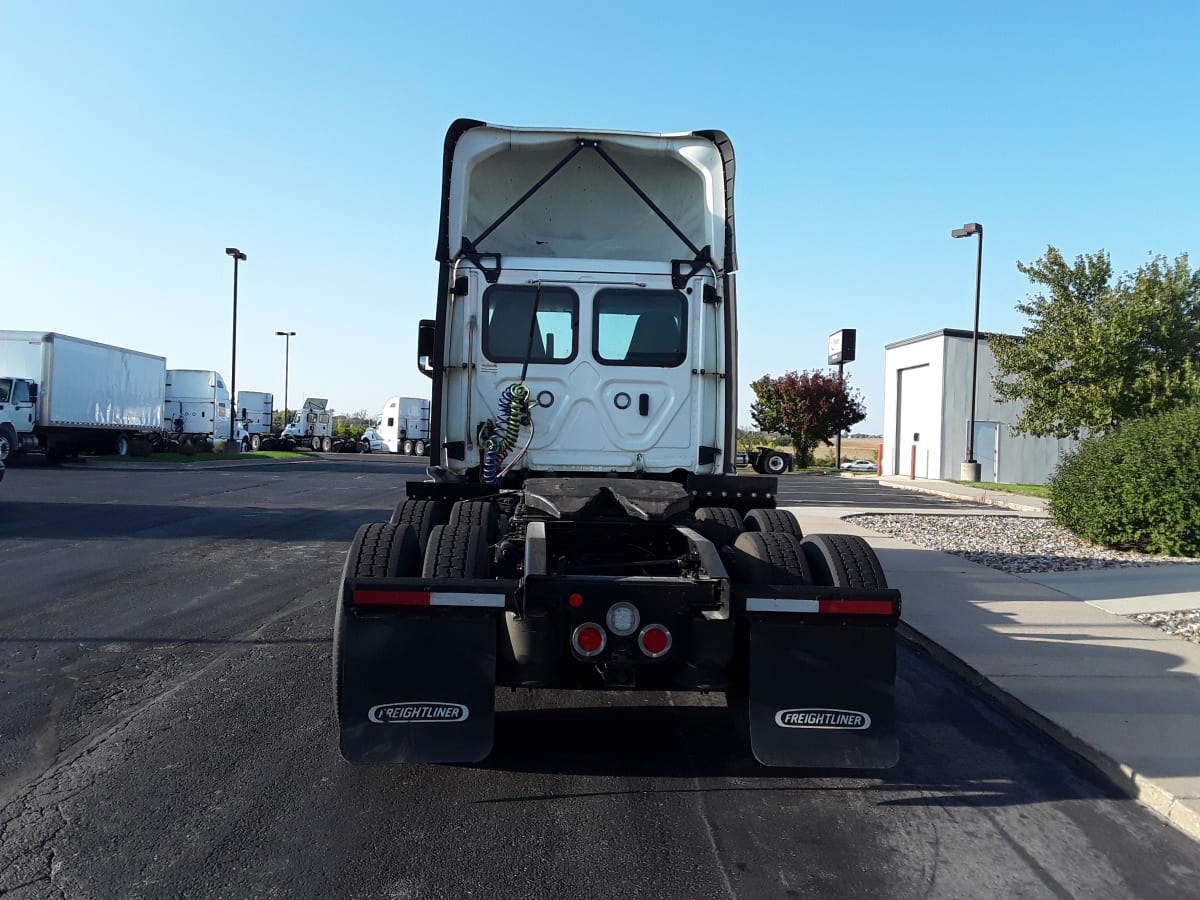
[[746, 598, 820, 613], [430, 592, 505, 608]]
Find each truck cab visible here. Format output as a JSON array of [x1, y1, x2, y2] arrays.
[[282, 398, 334, 451], [0, 377, 37, 459], [423, 123, 735, 483]]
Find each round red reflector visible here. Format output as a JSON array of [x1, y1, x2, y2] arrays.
[[577, 625, 604, 654], [639, 625, 671, 657], [568, 593, 584, 608]]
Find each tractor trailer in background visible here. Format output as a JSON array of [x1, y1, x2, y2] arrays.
[[163, 369, 232, 450], [364, 396, 431, 455], [0, 331, 165, 460], [282, 397, 335, 451], [334, 121, 901, 770], [235, 390, 288, 451]]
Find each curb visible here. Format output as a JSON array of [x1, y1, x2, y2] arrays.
[[880, 479, 1048, 514], [896, 622, 1200, 845]]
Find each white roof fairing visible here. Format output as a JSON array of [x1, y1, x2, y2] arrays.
[[437, 123, 735, 272]]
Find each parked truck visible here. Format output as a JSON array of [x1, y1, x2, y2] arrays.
[[234, 390, 287, 451], [361, 395, 431, 455], [163, 369, 233, 450], [281, 397, 335, 451], [0, 331, 165, 460], [334, 121, 900, 769]]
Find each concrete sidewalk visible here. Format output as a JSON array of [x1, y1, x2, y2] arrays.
[[789, 490, 1200, 843]]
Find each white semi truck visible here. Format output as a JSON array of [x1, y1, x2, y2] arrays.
[[281, 397, 335, 451], [334, 121, 900, 769], [363, 395, 431, 455], [163, 369, 233, 450], [0, 331, 165, 460], [234, 390, 282, 451]]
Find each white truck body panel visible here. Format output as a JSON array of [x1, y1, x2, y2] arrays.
[[447, 126, 728, 267], [0, 331, 165, 430], [375, 396, 430, 453], [436, 123, 733, 477], [236, 391, 274, 434], [164, 369, 232, 440]]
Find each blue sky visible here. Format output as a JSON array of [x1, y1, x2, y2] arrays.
[[2, 1, 1196, 433]]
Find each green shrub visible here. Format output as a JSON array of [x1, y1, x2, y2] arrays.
[[1049, 404, 1200, 556]]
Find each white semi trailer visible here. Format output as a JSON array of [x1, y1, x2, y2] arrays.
[[0, 331, 165, 460], [334, 121, 901, 770]]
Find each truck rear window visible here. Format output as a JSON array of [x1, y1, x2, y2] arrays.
[[594, 289, 687, 367], [483, 286, 578, 364]]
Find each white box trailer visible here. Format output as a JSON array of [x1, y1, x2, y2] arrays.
[[164, 369, 232, 447], [0, 331, 165, 459]]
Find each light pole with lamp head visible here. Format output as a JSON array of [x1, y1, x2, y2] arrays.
[[275, 330, 295, 434], [225, 248, 247, 454], [951, 222, 983, 482]]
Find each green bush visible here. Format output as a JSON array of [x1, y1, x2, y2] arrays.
[[1049, 404, 1200, 556]]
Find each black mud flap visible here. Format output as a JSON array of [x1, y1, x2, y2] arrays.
[[748, 621, 897, 769], [339, 609, 497, 764]]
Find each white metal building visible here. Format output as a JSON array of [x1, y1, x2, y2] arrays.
[[882, 329, 1076, 484]]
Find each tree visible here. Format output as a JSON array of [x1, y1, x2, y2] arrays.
[[990, 247, 1200, 439], [750, 370, 866, 467]]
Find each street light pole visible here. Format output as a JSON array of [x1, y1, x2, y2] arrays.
[[951, 223, 983, 482], [275, 330, 295, 433], [225, 248, 247, 453]]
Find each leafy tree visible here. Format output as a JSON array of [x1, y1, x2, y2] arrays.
[[990, 248, 1200, 439], [736, 426, 783, 452], [750, 370, 866, 467]]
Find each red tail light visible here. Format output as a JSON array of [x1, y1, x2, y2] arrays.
[[572, 622, 607, 658], [638, 624, 672, 658]]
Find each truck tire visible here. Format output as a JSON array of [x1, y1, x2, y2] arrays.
[[421, 521, 489, 579], [360, 441, 371, 453], [241, 438, 250, 452], [333, 522, 421, 720], [322, 436, 333, 453], [250, 434, 261, 451], [114, 433, 131, 456], [730, 531, 813, 585], [800, 534, 888, 589], [342, 521, 422, 583], [402, 439, 414, 456], [388, 498, 450, 553], [693, 506, 744, 548], [447, 499, 501, 544], [414, 440, 426, 456], [0, 424, 16, 461], [763, 451, 788, 475], [743, 508, 803, 539]]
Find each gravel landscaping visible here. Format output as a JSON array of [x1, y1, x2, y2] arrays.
[[850, 513, 1200, 645]]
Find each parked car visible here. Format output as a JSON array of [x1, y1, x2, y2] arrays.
[[841, 459, 877, 472]]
